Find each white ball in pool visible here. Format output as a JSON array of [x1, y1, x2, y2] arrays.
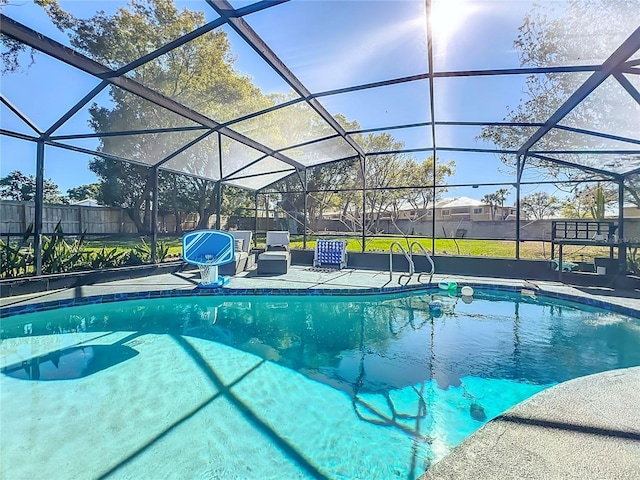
[[461, 286, 474, 297]]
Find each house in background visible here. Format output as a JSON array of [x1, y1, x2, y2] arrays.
[[396, 196, 515, 221], [321, 196, 516, 222], [622, 204, 640, 218]]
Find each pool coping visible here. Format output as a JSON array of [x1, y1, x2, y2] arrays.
[[419, 366, 640, 480], [2, 281, 640, 319]]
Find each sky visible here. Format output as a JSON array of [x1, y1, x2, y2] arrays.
[[1, 0, 636, 204]]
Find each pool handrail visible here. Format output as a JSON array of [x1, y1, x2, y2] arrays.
[[387, 241, 415, 286], [409, 241, 435, 284]]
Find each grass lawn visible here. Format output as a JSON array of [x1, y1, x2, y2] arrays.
[[287, 236, 614, 263], [83, 234, 615, 263]]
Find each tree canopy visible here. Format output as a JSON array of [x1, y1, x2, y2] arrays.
[[479, 0, 637, 201], [0, 170, 65, 203], [35, 0, 276, 231]]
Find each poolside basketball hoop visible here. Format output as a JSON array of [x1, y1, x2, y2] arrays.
[[197, 258, 218, 286], [182, 231, 235, 287]]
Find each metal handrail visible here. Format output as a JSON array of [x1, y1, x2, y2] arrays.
[[409, 241, 435, 284], [387, 241, 415, 286]]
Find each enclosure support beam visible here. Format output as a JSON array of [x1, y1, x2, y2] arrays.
[[1, 95, 41, 135], [44, 81, 109, 137], [618, 178, 626, 273], [0, 15, 304, 171], [515, 155, 523, 260], [361, 156, 366, 253], [254, 192, 259, 246], [527, 153, 621, 180], [217, 132, 224, 230], [151, 167, 159, 263], [215, 181, 222, 230], [34, 139, 45, 276], [426, 0, 438, 255], [155, 130, 216, 168], [614, 72, 640, 105], [302, 169, 308, 249]]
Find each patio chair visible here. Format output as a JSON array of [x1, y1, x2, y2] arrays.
[[313, 239, 348, 269], [257, 231, 290, 275], [182, 230, 234, 287], [220, 230, 255, 275]]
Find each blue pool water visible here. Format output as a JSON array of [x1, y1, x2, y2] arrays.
[[1, 290, 639, 479]]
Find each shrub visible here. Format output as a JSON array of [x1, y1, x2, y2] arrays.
[[41, 222, 85, 274], [0, 224, 34, 278]]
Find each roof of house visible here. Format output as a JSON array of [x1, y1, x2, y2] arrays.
[[435, 197, 486, 209], [70, 198, 101, 207]]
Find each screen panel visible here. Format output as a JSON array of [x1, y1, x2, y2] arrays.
[[1, 50, 102, 134], [559, 75, 640, 143], [225, 168, 296, 191], [244, 0, 429, 92], [230, 101, 335, 151], [3, 1, 220, 69], [317, 79, 431, 131], [281, 137, 358, 167], [161, 132, 221, 180]]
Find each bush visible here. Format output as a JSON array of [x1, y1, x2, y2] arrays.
[[0, 225, 34, 278], [41, 222, 85, 274], [87, 247, 127, 269]]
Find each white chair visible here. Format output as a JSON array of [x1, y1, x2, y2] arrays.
[[257, 231, 290, 275]]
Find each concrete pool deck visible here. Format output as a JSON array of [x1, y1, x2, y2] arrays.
[[3, 265, 640, 313], [2, 266, 640, 479], [420, 367, 640, 480]]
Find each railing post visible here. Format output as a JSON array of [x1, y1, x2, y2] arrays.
[[361, 155, 366, 253]]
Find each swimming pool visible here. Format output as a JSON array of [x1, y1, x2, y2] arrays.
[[1, 289, 639, 479]]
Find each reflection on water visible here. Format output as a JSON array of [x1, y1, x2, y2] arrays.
[[2, 291, 639, 479], [3, 292, 639, 390]]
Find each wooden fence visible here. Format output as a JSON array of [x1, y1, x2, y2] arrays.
[[0, 200, 222, 237], [1, 200, 138, 236]]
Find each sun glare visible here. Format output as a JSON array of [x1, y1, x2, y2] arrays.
[[430, 0, 473, 46]]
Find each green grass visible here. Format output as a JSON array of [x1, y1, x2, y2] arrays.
[[82, 234, 614, 264], [286, 235, 614, 263]]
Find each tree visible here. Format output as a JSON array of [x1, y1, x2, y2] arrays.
[[402, 157, 455, 216], [520, 192, 560, 220], [478, 1, 638, 201], [41, 0, 274, 232], [560, 183, 617, 219], [359, 134, 412, 233], [481, 188, 510, 220], [0, 0, 34, 74], [67, 183, 100, 202], [0, 170, 65, 203], [306, 159, 359, 222]]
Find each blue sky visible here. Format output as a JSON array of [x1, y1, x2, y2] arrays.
[[0, 0, 598, 204]]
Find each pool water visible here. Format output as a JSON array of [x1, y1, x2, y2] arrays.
[[1, 290, 639, 479]]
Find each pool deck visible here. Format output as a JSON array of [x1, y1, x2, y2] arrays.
[[420, 366, 640, 480], [3, 265, 640, 313], [2, 266, 640, 479]]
